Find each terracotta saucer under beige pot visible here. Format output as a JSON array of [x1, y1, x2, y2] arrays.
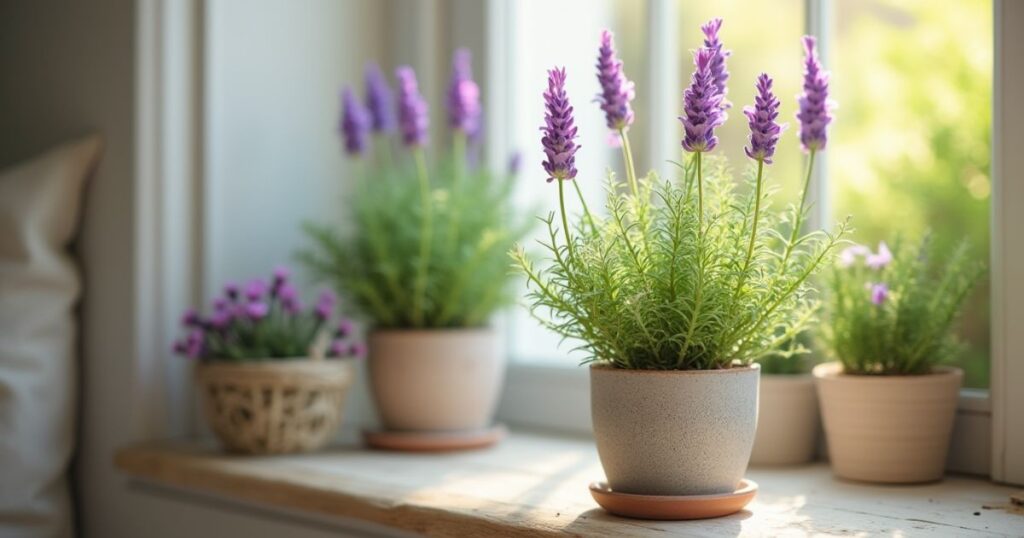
[[750, 373, 819, 466], [195, 358, 356, 454], [813, 361, 963, 484], [366, 328, 504, 449], [590, 363, 760, 502]]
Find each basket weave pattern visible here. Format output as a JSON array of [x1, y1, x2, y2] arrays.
[[196, 360, 354, 454]]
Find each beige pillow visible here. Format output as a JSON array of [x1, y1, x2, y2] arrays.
[[0, 136, 101, 538]]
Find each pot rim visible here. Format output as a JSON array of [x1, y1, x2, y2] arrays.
[[759, 372, 816, 382], [589, 362, 760, 376], [370, 327, 495, 338], [812, 361, 963, 383], [195, 357, 355, 370]]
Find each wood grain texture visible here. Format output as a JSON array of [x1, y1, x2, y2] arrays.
[[115, 431, 1024, 537]]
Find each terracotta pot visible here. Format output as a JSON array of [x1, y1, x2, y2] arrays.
[[590, 364, 760, 496], [196, 358, 355, 454], [750, 373, 819, 466], [368, 328, 503, 431], [813, 361, 962, 483]]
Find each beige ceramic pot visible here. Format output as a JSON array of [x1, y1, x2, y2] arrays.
[[368, 328, 503, 432], [196, 358, 355, 454], [590, 364, 760, 496], [814, 361, 962, 483], [750, 373, 819, 466]]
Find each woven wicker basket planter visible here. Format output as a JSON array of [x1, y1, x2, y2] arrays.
[[196, 359, 355, 454]]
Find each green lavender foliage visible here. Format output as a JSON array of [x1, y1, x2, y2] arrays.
[[824, 235, 983, 375], [512, 155, 848, 370], [300, 150, 530, 329]]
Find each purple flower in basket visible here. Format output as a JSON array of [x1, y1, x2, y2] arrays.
[[364, 62, 394, 133], [245, 301, 269, 321], [870, 282, 890, 306], [224, 282, 240, 301], [701, 18, 731, 111], [349, 342, 367, 359], [181, 308, 201, 327], [797, 36, 834, 152], [340, 86, 371, 156], [447, 49, 482, 136], [185, 329, 204, 359], [595, 30, 635, 131], [541, 67, 580, 182], [743, 73, 785, 164], [314, 290, 336, 320], [395, 66, 429, 148], [866, 241, 893, 270], [329, 339, 346, 357], [680, 48, 725, 153], [210, 309, 233, 330], [244, 278, 268, 302], [336, 318, 354, 338]]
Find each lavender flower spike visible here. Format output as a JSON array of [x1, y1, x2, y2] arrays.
[[701, 18, 731, 111], [595, 30, 635, 131], [797, 36, 834, 152], [541, 67, 580, 182], [395, 66, 429, 148], [340, 87, 371, 156], [364, 62, 394, 133], [871, 283, 890, 306], [680, 48, 725, 153], [744, 73, 785, 164], [447, 49, 481, 136]]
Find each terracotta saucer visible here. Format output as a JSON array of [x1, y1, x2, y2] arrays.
[[363, 424, 506, 452], [589, 479, 758, 520]]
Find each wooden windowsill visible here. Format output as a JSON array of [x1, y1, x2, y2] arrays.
[[115, 430, 1023, 536]]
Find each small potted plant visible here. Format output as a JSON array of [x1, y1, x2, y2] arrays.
[[514, 22, 845, 513], [174, 267, 364, 454], [301, 51, 528, 445], [816, 236, 983, 483]]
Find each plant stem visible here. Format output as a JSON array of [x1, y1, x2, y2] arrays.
[[782, 150, 817, 269], [412, 148, 432, 327], [619, 129, 639, 198], [376, 134, 393, 167], [447, 132, 467, 254], [737, 158, 765, 292], [695, 151, 704, 230], [558, 179, 575, 264], [571, 179, 597, 235]]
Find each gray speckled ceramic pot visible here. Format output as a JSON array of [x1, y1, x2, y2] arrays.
[[590, 364, 760, 496]]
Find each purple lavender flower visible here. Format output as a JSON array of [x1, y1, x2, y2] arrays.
[[680, 48, 725, 153], [335, 319, 354, 338], [271, 266, 291, 295], [743, 74, 784, 164], [395, 66, 429, 148], [282, 296, 303, 315], [595, 30, 635, 131], [224, 282, 240, 301], [839, 244, 870, 267], [181, 308, 200, 327], [185, 329, 204, 359], [541, 67, 580, 182], [340, 87, 371, 156], [447, 49, 481, 136], [870, 283, 890, 306], [349, 342, 367, 359], [210, 310, 233, 330], [314, 290, 336, 320], [244, 278, 268, 302], [797, 36, 833, 152], [866, 241, 893, 270], [278, 283, 297, 302], [245, 301, 269, 321], [213, 297, 229, 312], [701, 18, 731, 111], [364, 62, 394, 133]]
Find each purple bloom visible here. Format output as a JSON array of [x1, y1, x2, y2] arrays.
[[185, 329, 204, 359], [701, 18, 731, 111], [395, 66, 429, 148], [340, 87, 371, 156], [314, 290, 336, 320], [680, 48, 725, 153], [210, 309, 233, 330], [245, 301, 269, 321], [349, 342, 367, 359], [447, 49, 482, 136], [541, 67, 580, 182], [181, 308, 200, 327], [870, 282, 890, 306], [244, 278, 268, 301], [335, 318, 354, 338], [797, 36, 833, 152], [213, 297, 229, 312], [364, 62, 394, 133], [866, 241, 893, 270], [271, 266, 290, 294], [595, 30, 635, 131], [328, 339, 345, 357], [224, 282, 240, 301], [278, 282, 297, 302], [839, 244, 870, 267], [282, 296, 303, 315], [743, 74, 784, 164]]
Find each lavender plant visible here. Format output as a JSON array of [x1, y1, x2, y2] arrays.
[[512, 23, 848, 370], [824, 237, 983, 375], [301, 51, 529, 329], [172, 267, 364, 362]]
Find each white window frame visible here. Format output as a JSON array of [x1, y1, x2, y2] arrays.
[[484, 0, 1023, 483]]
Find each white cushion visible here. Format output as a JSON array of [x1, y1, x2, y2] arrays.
[[0, 136, 101, 538]]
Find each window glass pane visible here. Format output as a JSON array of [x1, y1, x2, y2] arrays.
[[830, 0, 993, 388]]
